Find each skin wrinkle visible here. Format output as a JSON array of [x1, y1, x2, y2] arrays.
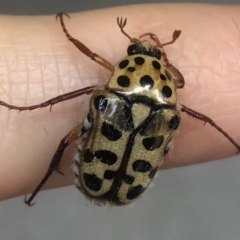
[[54, 41, 78, 94], [2, 49, 11, 101], [39, 56, 45, 100], [0, 4, 240, 201], [54, 46, 65, 96], [71, 55, 83, 87], [33, 39, 47, 100], [226, 19, 240, 54], [25, 50, 31, 105]]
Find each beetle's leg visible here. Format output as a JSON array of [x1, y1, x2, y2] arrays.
[[139, 30, 181, 47], [25, 123, 85, 206], [179, 104, 240, 152], [56, 13, 114, 72], [165, 62, 185, 89], [117, 17, 138, 43], [0, 85, 96, 111], [139, 30, 184, 88]]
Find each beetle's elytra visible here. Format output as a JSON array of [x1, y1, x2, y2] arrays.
[[1, 13, 239, 206]]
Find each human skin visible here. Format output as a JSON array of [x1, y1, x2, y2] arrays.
[[0, 4, 240, 202]]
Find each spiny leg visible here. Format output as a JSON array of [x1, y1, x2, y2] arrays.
[[117, 17, 138, 43], [165, 63, 185, 89], [0, 85, 96, 111], [139, 30, 181, 47], [25, 124, 84, 206], [56, 13, 114, 72], [162, 50, 185, 88], [180, 104, 240, 152], [139, 30, 184, 88], [141, 31, 184, 88]]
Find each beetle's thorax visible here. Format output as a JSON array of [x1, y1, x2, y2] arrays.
[[127, 40, 163, 59], [107, 53, 177, 105]]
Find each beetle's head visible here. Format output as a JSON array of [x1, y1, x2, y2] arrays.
[[127, 39, 162, 60]]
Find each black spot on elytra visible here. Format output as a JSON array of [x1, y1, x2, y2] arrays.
[[101, 122, 122, 141], [142, 135, 164, 150], [117, 75, 130, 87], [160, 74, 167, 81], [127, 67, 135, 72], [123, 175, 135, 184], [95, 150, 117, 165], [119, 59, 129, 69], [152, 60, 161, 70], [94, 95, 108, 111], [168, 115, 180, 130], [149, 167, 158, 179], [134, 57, 145, 65], [165, 69, 172, 80], [126, 185, 145, 200], [83, 149, 94, 163], [140, 75, 154, 89], [132, 160, 152, 173], [104, 170, 116, 180], [83, 173, 102, 192], [162, 86, 172, 98]]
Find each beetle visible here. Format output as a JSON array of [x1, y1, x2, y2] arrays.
[[1, 13, 239, 206]]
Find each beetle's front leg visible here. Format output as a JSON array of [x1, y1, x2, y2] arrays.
[[56, 13, 114, 72]]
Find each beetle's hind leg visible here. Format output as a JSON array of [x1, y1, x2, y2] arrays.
[[25, 123, 86, 206], [179, 104, 240, 152]]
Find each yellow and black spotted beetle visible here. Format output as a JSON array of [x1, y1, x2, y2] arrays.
[[1, 13, 239, 206]]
